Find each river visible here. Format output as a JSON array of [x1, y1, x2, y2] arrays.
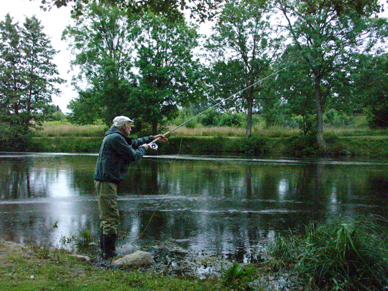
[[1, 152, 387, 264]]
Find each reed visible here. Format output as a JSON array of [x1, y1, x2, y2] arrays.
[[34, 121, 107, 137], [269, 215, 388, 290], [165, 125, 300, 138]]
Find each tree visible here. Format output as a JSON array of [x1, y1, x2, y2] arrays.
[[275, 0, 387, 149], [21, 16, 64, 127], [132, 12, 201, 132], [0, 14, 63, 150], [62, 3, 136, 126], [37, 0, 222, 21], [351, 53, 388, 128], [205, 0, 277, 137]]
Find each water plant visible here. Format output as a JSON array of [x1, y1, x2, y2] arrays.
[[222, 262, 256, 290], [269, 215, 388, 290]]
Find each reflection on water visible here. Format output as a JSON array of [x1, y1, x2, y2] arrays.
[[1, 153, 388, 260]]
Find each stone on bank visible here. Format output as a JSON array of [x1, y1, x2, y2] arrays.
[[112, 250, 155, 268]]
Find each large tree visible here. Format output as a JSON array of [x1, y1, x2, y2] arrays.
[[275, 0, 387, 149], [0, 14, 63, 149], [63, 3, 136, 126], [132, 12, 201, 132], [64, 4, 202, 131], [37, 0, 222, 21], [205, 0, 277, 137]]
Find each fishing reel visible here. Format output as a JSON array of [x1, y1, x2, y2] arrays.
[[148, 142, 158, 150]]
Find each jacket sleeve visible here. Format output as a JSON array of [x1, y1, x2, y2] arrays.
[[112, 134, 147, 162], [131, 135, 155, 149]]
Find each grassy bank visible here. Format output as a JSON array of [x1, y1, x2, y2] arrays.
[[1, 216, 387, 291], [0, 241, 222, 291], [28, 122, 388, 158]]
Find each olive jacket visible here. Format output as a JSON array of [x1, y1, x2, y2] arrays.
[[94, 126, 154, 184]]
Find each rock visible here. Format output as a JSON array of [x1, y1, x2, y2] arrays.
[[71, 254, 91, 262], [112, 251, 155, 268]]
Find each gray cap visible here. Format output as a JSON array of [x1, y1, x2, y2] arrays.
[[113, 116, 134, 127]]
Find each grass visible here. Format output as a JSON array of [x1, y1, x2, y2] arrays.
[[29, 121, 388, 157], [34, 121, 107, 138], [36, 121, 385, 139], [0, 241, 224, 291], [1, 216, 387, 290], [268, 215, 388, 290]]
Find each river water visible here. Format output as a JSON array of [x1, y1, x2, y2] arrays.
[[1, 152, 388, 263]]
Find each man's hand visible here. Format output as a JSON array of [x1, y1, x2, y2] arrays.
[[154, 134, 168, 142], [141, 144, 150, 150]]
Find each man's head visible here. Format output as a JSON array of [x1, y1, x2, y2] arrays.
[[113, 116, 133, 136]]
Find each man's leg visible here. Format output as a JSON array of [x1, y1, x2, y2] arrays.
[[95, 181, 119, 258]]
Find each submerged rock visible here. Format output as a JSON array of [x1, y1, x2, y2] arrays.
[[112, 250, 155, 268]]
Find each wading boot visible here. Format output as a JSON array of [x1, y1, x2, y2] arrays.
[[103, 234, 118, 259]]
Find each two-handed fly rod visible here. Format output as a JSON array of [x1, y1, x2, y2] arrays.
[[149, 68, 285, 149]]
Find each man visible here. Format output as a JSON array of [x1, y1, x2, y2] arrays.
[[94, 116, 167, 259]]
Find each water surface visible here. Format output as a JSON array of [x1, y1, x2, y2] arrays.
[[1, 152, 387, 262]]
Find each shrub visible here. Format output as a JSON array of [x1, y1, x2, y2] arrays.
[[199, 109, 222, 127], [269, 216, 388, 290], [218, 112, 245, 128], [240, 137, 269, 156]]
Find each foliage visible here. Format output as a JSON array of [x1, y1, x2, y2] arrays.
[[0, 14, 64, 150], [198, 108, 222, 127], [351, 53, 388, 128], [205, 0, 277, 137], [132, 12, 202, 132], [62, 3, 135, 126], [269, 216, 388, 290], [324, 109, 352, 127], [240, 136, 270, 156], [64, 4, 201, 132], [274, 0, 388, 148], [222, 262, 256, 290], [38, 0, 222, 22]]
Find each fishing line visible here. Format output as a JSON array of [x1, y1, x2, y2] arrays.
[[148, 67, 286, 148], [135, 69, 286, 241]]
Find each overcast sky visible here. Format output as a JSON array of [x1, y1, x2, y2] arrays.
[[1, 0, 75, 112], [1, 0, 387, 113]]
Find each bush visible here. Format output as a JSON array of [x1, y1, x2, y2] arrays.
[[324, 109, 352, 127], [240, 137, 269, 156], [269, 216, 388, 290], [199, 109, 222, 127], [0, 123, 32, 152], [218, 112, 245, 128], [368, 105, 388, 129]]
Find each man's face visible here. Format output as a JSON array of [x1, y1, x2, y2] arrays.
[[123, 122, 132, 136]]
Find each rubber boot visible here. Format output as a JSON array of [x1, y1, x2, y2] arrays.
[[103, 234, 118, 259]]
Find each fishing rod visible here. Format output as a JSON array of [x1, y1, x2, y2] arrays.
[[148, 68, 286, 149]]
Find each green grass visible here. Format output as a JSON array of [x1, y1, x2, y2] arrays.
[[268, 215, 388, 290], [0, 242, 224, 291], [2, 216, 388, 290], [29, 121, 388, 157], [34, 121, 107, 138]]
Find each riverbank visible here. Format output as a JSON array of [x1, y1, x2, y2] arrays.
[[0, 241, 223, 290], [0, 240, 301, 291], [26, 122, 388, 158], [2, 215, 387, 290], [30, 134, 388, 158]]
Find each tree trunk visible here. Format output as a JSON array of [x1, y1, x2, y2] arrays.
[[314, 82, 326, 149], [246, 97, 253, 138]]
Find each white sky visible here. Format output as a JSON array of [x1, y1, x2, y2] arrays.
[[1, 0, 387, 113], [1, 0, 74, 112]]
